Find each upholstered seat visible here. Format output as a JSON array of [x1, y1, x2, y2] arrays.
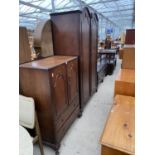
[[19, 95, 44, 155], [19, 95, 35, 129]]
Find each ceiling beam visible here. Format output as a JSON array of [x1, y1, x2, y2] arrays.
[[51, 0, 55, 12], [19, 0, 51, 12], [20, 14, 40, 19], [106, 14, 133, 18], [20, 11, 42, 16], [87, 0, 119, 6], [101, 8, 134, 13]]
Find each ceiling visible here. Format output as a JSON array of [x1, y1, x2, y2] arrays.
[[19, 0, 135, 39]]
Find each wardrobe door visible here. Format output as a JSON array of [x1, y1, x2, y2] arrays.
[[90, 14, 98, 95], [80, 9, 90, 107], [67, 59, 79, 105], [50, 64, 68, 118]]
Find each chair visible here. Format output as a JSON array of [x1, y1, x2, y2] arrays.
[[19, 95, 44, 155]]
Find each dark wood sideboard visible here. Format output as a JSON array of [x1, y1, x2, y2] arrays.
[[50, 7, 98, 112], [19, 56, 80, 152]]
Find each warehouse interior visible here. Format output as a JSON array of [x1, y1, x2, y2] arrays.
[[19, 0, 135, 155]]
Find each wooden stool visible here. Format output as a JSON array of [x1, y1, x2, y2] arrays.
[[115, 69, 135, 97], [100, 95, 135, 155]]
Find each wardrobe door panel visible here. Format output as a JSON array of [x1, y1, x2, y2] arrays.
[[80, 11, 90, 106], [90, 15, 98, 95]]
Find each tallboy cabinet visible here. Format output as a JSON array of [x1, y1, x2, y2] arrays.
[[19, 56, 79, 151], [50, 7, 98, 111]]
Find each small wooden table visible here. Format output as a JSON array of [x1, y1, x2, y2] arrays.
[[100, 95, 135, 155], [115, 69, 135, 97], [98, 49, 117, 63], [98, 49, 117, 75]]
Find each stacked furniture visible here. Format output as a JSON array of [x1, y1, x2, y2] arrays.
[[50, 7, 98, 112], [98, 49, 117, 75], [20, 56, 80, 153], [100, 43, 135, 155], [19, 26, 80, 154], [100, 95, 135, 155], [97, 53, 107, 84]]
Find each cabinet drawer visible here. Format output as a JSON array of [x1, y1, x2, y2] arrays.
[[56, 106, 79, 143], [55, 95, 79, 131]]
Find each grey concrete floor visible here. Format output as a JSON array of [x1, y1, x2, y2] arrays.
[[34, 58, 121, 155]]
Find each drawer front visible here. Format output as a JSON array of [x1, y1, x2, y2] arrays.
[[55, 106, 79, 143], [55, 95, 79, 131], [50, 64, 69, 118], [67, 59, 79, 105]]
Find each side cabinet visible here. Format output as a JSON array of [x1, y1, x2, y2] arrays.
[[19, 56, 80, 151]]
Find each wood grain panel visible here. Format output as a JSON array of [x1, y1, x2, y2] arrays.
[[90, 12, 98, 95], [19, 27, 31, 64], [115, 69, 135, 97], [80, 8, 90, 106], [101, 146, 128, 155], [67, 60, 79, 105], [50, 65, 68, 118], [100, 95, 135, 155], [122, 47, 135, 69]]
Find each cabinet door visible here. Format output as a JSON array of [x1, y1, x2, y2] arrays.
[[50, 64, 68, 117], [67, 59, 79, 104]]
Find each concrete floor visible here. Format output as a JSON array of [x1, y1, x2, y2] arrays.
[[34, 58, 121, 155]]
